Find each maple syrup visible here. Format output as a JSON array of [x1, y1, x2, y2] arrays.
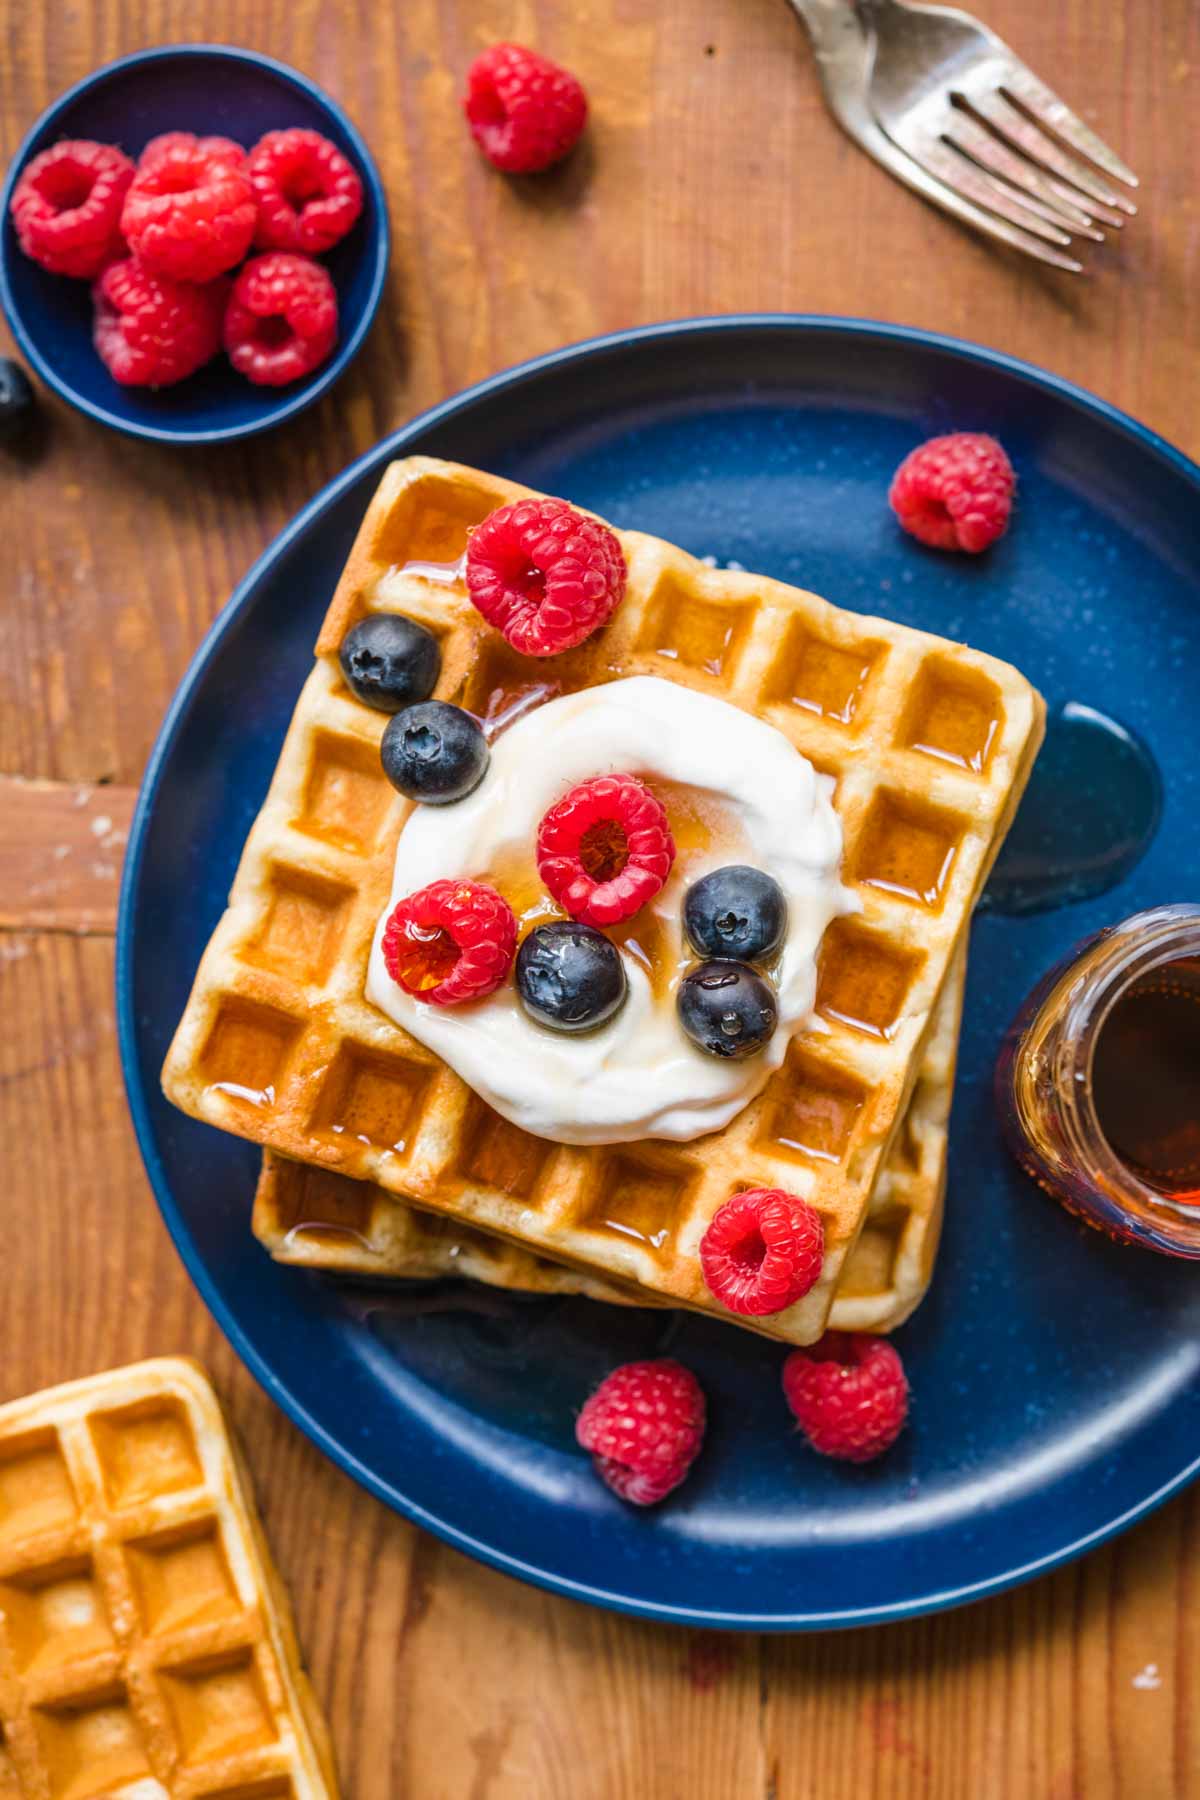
[[475, 842, 562, 936], [478, 777, 749, 1005], [981, 702, 1161, 916], [1091, 958, 1200, 1203], [388, 919, 460, 993], [997, 905, 1200, 1256], [395, 553, 465, 585], [281, 1222, 377, 1256]]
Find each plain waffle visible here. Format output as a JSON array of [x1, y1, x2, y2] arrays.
[[163, 456, 1043, 1345], [0, 1358, 336, 1798], [252, 942, 965, 1336]]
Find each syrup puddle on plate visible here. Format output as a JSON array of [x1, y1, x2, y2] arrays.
[[346, 1283, 575, 1369], [341, 1282, 685, 1366], [980, 702, 1162, 917], [344, 1285, 553, 1324]]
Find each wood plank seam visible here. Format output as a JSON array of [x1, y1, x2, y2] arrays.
[[0, 773, 135, 935]]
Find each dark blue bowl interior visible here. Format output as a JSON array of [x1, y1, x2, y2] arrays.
[[0, 46, 387, 442], [120, 320, 1200, 1627]]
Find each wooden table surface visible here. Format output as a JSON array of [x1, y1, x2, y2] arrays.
[[3, 3, 1198, 1795]]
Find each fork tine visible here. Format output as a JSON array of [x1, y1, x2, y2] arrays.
[[1000, 63, 1138, 189], [945, 113, 1106, 238], [972, 91, 1137, 214], [862, 122, 1084, 272], [898, 134, 1076, 247]]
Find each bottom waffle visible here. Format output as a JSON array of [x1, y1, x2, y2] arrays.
[[253, 947, 967, 1337], [0, 1358, 337, 1799]]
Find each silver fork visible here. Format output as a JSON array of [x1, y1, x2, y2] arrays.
[[786, 0, 1137, 273]]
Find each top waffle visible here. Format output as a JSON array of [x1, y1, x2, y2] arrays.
[[163, 456, 1043, 1345], [0, 1358, 336, 1799]]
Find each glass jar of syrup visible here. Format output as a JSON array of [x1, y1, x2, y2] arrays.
[[996, 904, 1200, 1256]]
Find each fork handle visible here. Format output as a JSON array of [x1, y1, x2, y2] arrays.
[[785, 0, 889, 58]]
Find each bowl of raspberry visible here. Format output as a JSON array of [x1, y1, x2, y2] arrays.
[[0, 44, 388, 443]]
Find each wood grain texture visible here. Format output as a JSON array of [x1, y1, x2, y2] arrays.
[[0, 775, 133, 930], [1, 1, 1198, 1794]]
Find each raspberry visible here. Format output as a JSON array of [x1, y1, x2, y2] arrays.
[[466, 498, 626, 656], [463, 43, 587, 174], [92, 256, 226, 388], [138, 132, 245, 171], [222, 252, 338, 386], [576, 1360, 705, 1506], [537, 775, 675, 928], [121, 133, 255, 282], [10, 139, 133, 278], [889, 431, 1015, 554], [247, 128, 363, 253], [782, 1332, 910, 1463], [700, 1188, 825, 1317], [381, 879, 517, 1007]]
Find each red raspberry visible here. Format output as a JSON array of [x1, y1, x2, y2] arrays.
[[222, 252, 338, 386], [782, 1332, 910, 1463], [138, 132, 245, 171], [889, 431, 1015, 554], [92, 256, 226, 388], [537, 775, 674, 928], [247, 128, 363, 254], [700, 1188, 825, 1318], [381, 879, 517, 1007], [121, 133, 255, 282], [463, 43, 587, 174], [576, 1360, 706, 1506], [466, 498, 626, 656], [10, 139, 134, 278]]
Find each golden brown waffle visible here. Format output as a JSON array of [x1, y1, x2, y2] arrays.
[[0, 1359, 337, 1799], [252, 943, 966, 1337], [163, 456, 1043, 1345]]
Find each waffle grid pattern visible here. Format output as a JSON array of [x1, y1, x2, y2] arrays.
[[163, 457, 1043, 1345], [252, 940, 967, 1336], [0, 1360, 336, 1799]]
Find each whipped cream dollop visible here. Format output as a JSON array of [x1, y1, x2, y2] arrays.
[[366, 676, 853, 1145]]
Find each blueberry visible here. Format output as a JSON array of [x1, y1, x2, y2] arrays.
[[677, 960, 777, 1059], [339, 613, 441, 712], [684, 865, 787, 963], [516, 922, 627, 1033], [381, 701, 488, 803], [0, 358, 35, 445]]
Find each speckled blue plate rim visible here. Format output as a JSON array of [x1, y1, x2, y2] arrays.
[[117, 315, 1200, 1629], [0, 43, 390, 445]]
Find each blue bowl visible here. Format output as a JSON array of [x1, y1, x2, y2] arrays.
[[0, 45, 389, 443]]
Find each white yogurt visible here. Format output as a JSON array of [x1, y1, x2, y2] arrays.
[[366, 676, 852, 1145]]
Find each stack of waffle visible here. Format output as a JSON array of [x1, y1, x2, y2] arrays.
[[163, 458, 1044, 1345]]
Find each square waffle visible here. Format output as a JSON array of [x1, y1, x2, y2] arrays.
[[163, 456, 1043, 1345], [251, 940, 967, 1337], [0, 1359, 336, 1799]]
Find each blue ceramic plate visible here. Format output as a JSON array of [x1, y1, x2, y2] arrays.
[[0, 45, 388, 444], [118, 319, 1200, 1628]]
